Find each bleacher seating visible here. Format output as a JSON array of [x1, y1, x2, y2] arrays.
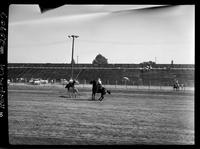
[[7, 63, 194, 86]]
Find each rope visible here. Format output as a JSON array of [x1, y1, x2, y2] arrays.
[[75, 68, 85, 80]]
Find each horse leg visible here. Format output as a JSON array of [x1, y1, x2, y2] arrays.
[[73, 89, 76, 98], [99, 94, 104, 101], [92, 93, 96, 100], [100, 96, 104, 101], [99, 96, 104, 101], [67, 91, 70, 98], [75, 89, 78, 98], [91, 93, 93, 100], [75, 89, 79, 98], [73, 91, 75, 98]]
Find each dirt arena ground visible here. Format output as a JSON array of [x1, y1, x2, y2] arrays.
[[8, 84, 194, 145]]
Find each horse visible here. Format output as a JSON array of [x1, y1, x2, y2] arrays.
[[173, 82, 180, 91], [90, 80, 111, 101], [65, 80, 79, 98], [67, 87, 79, 98]]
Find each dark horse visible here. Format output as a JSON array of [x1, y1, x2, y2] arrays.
[[90, 80, 111, 101], [173, 83, 185, 91], [173, 82, 180, 91]]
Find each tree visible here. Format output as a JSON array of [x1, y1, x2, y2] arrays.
[[139, 61, 156, 67], [139, 61, 155, 72], [92, 53, 108, 64]]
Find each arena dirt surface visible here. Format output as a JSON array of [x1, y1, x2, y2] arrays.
[[8, 84, 194, 145]]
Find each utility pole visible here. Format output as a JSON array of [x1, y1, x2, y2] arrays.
[[68, 35, 79, 79]]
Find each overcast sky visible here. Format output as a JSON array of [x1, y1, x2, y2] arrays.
[[8, 5, 194, 64]]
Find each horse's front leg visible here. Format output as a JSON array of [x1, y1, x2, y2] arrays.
[[67, 91, 70, 98], [92, 93, 95, 100], [70, 92, 72, 98], [93, 93, 96, 100]]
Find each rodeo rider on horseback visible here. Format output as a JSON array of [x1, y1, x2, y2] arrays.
[[68, 77, 75, 89]]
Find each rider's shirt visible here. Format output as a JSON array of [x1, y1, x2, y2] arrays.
[[97, 78, 102, 85], [98, 80, 102, 85], [97, 79, 102, 90]]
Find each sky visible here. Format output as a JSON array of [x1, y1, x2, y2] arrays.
[[8, 5, 194, 64]]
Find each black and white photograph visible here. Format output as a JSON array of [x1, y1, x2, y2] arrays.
[[7, 4, 194, 145]]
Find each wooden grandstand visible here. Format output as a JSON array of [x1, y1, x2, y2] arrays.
[[7, 63, 194, 86]]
